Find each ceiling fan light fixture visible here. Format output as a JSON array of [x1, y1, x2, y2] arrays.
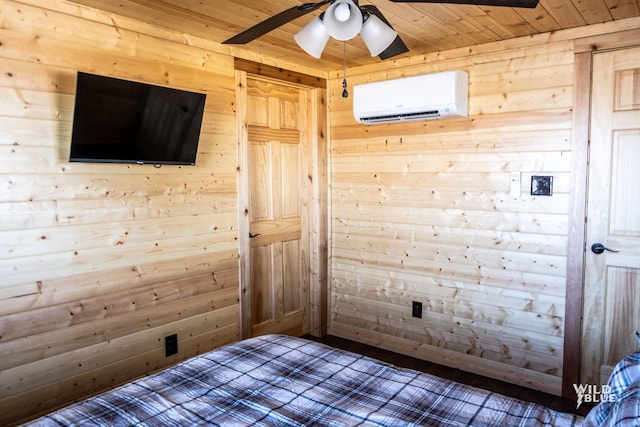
[[294, 16, 330, 58], [333, 3, 352, 22], [324, 0, 363, 41], [360, 14, 398, 57]]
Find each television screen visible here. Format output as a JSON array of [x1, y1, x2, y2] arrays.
[[69, 72, 206, 165]]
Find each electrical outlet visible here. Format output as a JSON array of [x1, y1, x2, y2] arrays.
[[412, 301, 422, 318], [165, 334, 178, 357]]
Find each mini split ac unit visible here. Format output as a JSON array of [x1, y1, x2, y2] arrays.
[[353, 70, 468, 124]]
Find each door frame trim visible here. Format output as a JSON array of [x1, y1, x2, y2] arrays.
[[235, 60, 329, 339], [563, 50, 591, 398]]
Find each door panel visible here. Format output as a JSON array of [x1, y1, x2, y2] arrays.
[[284, 240, 301, 314], [282, 142, 300, 217], [582, 47, 640, 386], [242, 76, 310, 338], [603, 267, 640, 365], [610, 130, 640, 236], [248, 142, 272, 221], [251, 245, 272, 325]]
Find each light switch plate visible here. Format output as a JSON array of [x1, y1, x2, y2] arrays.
[[510, 172, 521, 197]]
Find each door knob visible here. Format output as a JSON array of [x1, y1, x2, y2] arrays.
[[591, 243, 619, 254]]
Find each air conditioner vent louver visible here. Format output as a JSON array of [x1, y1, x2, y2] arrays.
[[359, 110, 441, 124], [353, 71, 468, 124]]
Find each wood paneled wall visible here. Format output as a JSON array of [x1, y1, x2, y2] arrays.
[[3, 0, 639, 422], [328, 36, 580, 395], [0, 0, 239, 424]]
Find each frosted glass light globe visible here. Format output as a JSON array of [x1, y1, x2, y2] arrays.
[[334, 3, 351, 22], [324, 0, 362, 41]]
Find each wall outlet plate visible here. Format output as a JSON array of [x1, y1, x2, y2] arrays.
[[165, 334, 178, 357], [412, 301, 423, 318]]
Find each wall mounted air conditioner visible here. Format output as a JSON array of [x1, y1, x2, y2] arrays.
[[353, 70, 468, 124]]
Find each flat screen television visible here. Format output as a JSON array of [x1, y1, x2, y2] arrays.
[[69, 72, 206, 165]]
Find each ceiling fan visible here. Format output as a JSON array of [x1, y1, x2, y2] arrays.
[[222, 0, 540, 61]]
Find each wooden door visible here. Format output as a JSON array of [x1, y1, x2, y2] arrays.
[[581, 46, 640, 386], [237, 74, 311, 338]]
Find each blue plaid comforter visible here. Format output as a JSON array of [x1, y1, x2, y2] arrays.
[[26, 335, 583, 426], [583, 347, 640, 426]]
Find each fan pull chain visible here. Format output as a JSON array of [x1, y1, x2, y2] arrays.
[[342, 42, 348, 98]]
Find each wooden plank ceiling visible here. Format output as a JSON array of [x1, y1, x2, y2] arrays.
[[68, 0, 640, 72]]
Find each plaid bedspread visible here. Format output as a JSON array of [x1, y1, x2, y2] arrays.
[[583, 339, 640, 426], [26, 334, 583, 426]]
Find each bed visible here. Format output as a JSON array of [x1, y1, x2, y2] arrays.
[[25, 334, 586, 426], [582, 334, 640, 427]]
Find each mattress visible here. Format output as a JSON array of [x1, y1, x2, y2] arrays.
[[25, 334, 584, 426]]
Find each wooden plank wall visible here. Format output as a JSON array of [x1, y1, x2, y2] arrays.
[[328, 37, 579, 395], [0, 0, 239, 424]]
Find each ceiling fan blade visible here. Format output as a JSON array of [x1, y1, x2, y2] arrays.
[[388, 0, 539, 7], [360, 5, 409, 60], [378, 36, 410, 59], [361, 4, 394, 27], [222, 1, 331, 45]]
